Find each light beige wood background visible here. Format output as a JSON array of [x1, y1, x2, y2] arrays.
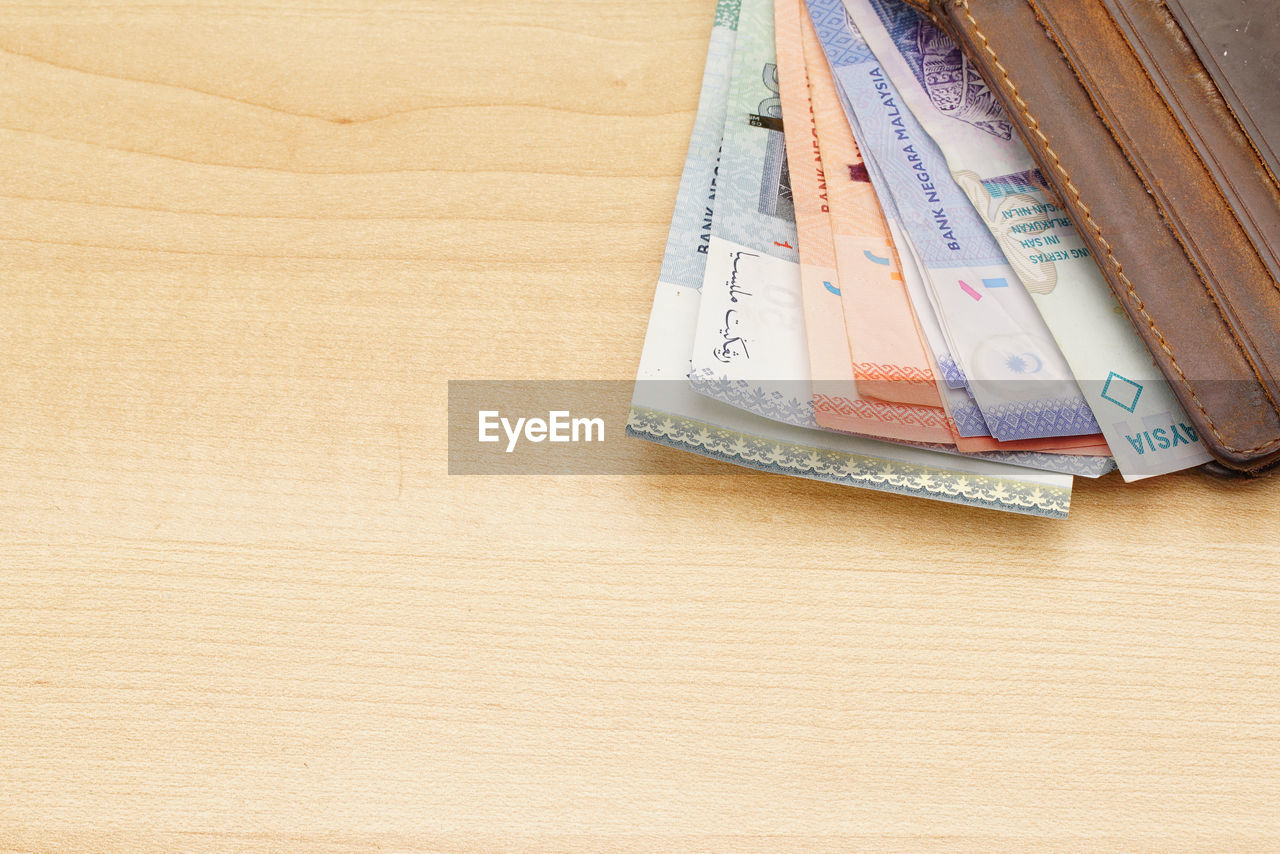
[[1, 0, 1278, 850]]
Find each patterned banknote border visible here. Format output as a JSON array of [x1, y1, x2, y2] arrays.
[[689, 369, 817, 428], [626, 406, 1070, 518]]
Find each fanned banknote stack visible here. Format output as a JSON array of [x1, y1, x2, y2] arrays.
[[628, 0, 1213, 517]]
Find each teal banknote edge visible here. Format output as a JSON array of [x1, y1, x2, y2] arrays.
[[627, 405, 1071, 517]]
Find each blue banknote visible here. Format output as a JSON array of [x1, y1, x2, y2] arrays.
[[806, 0, 1101, 442]]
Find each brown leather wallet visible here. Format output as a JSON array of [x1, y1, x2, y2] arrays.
[[903, 0, 1280, 475]]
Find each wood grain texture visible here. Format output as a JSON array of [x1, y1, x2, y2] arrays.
[[0, 1, 1278, 850]]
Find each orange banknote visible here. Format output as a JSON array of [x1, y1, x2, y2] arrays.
[[774, 0, 953, 443], [797, 6, 943, 410]]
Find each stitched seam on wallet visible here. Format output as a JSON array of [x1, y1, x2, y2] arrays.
[[1143, 0, 1280, 289], [1164, 0, 1280, 192], [953, 0, 1280, 456], [1109, 1, 1280, 304]]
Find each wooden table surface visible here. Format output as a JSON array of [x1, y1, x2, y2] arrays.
[[2, 1, 1278, 850]]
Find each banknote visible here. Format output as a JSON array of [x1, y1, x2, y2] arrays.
[[808, 20, 997, 440], [844, 0, 1212, 480], [874, 150, 1108, 458], [773, 0, 955, 443], [797, 6, 947, 413], [805, 0, 1102, 443], [689, 0, 817, 429], [872, 155, 993, 438], [627, 0, 1079, 515], [656, 1, 742, 292]]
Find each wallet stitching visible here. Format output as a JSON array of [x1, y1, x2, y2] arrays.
[[952, 0, 1280, 456], [1163, 0, 1280, 193], [1111, 1, 1280, 303]]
